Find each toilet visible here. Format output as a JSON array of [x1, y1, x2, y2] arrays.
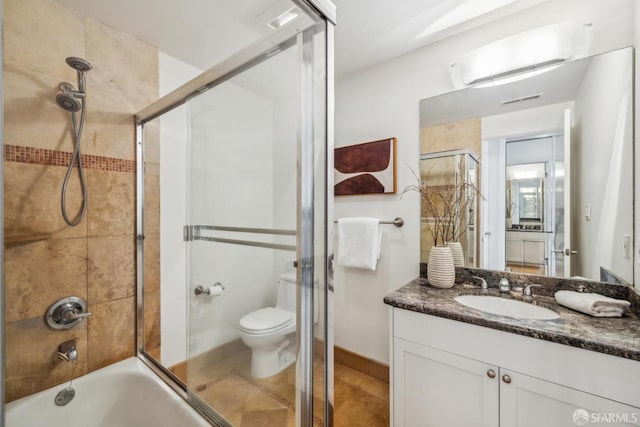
[[239, 272, 318, 378]]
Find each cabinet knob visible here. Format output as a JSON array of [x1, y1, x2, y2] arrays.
[[502, 374, 512, 384], [487, 369, 496, 379]]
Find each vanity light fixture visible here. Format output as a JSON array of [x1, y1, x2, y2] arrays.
[[451, 21, 591, 88]]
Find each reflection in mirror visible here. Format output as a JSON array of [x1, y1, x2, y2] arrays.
[[419, 150, 479, 268], [420, 47, 633, 285], [507, 162, 546, 227]]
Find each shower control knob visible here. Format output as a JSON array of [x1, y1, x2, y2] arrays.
[[45, 296, 91, 330]]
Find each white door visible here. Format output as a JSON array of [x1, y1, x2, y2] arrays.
[[500, 369, 640, 427], [482, 138, 506, 270], [393, 337, 499, 427], [554, 108, 573, 277]]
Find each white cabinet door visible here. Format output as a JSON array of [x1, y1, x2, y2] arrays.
[[506, 236, 522, 263], [500, 369, 640, 427], [522, 239, 546, 264], [393, 337, 499, 427]]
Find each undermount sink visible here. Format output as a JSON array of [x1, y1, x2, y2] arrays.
[[454, 295, 560, 320]]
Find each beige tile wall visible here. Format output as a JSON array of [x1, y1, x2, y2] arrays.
[[420, 118, 481, 155], [3, 0, 159, 401]]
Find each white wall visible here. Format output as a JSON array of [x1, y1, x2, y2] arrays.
[[188, 81, 277, 357], [573, 48, 633, 282], [335, 0, 635, 364], [482, 102, 572, 140], [158, 51, 302, 362], [158, 52, 202, 367]]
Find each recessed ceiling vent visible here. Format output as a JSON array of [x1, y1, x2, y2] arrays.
[[257, 0, 300, 30], [501, 93, 543, 105]]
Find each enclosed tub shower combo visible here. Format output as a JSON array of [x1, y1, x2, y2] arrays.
[[2, 0, 336, 426]]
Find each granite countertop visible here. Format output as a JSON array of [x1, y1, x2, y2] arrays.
[[384, 278, 640, 361]]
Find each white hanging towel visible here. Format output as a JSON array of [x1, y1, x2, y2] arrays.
[[337, 217, 382, 270]]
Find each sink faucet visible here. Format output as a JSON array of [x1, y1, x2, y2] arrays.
[[499, 278, 510, 294], [57, 340, 78, 362], [472, 276, 488, 291], [522, 284, 544, 302]]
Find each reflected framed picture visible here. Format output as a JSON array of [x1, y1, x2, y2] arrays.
[[334, 137, 397, 196]]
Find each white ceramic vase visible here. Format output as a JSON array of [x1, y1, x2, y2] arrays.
[[427, 246, 455, 288], [447, 241, 465, 267]]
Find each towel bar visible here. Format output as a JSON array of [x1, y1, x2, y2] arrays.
[[334, 217, 404, 227]]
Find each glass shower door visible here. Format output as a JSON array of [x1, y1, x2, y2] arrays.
[[183, 25, 328, 426]]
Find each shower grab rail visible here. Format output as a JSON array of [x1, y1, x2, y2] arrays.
[[193, 225, 296, 235], [333, 217, 405, 227], [183, 224, 296, 252]]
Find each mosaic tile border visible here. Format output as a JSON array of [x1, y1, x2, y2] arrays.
[[4, 145, 135, 173]]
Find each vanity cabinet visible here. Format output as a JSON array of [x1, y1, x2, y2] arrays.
[[392, 308, 640, 427], [505, 231, 547, 267], [394, 338, 499, 426]]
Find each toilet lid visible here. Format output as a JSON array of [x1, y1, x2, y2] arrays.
[[240, 307, 294, 332]]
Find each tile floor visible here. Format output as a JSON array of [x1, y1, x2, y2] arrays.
[[167, 348, 389, 426], [333, 362, 390, 427]]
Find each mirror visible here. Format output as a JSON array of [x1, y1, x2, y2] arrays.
[[419, 47, 634, 285]]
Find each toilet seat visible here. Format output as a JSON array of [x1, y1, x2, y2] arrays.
[[239, 307, 295, 335]]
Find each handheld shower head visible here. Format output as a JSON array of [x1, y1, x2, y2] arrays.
[[56, 93, 82, 113], [66, 57, 92, 72], [58, 82, 76, 92]]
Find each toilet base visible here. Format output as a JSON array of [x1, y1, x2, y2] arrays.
[[250, 344, 296, 378]]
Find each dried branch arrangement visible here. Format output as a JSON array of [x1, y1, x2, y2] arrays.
[[404, 160, 484, 247]]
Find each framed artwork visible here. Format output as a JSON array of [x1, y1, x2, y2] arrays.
[[334, 137, 397, 196]]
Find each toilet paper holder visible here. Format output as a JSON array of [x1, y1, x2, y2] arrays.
[[194, 283, 225, 296]]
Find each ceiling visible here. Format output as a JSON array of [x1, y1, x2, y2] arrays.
[[332, 0, 550, 76], [56, 0, 552, 77]]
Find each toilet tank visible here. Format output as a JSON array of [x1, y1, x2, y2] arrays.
[[276, 272, 319, 322]]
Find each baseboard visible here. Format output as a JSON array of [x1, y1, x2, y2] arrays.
[[166, 341, 390, 385], [334, 345, 389, 383]]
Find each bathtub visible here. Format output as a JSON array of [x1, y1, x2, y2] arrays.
[[5, 357, 211, 427]]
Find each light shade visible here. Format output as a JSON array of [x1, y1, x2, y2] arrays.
[[451, 21, 591, 88]]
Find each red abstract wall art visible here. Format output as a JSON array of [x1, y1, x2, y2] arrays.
[[334, 138, 397, 196]]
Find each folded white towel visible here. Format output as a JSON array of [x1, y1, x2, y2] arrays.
[[337, 217, 382, 270], [554, 290, 631, 318]]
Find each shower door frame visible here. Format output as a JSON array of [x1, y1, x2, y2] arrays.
[[133, 2, 335, 426]]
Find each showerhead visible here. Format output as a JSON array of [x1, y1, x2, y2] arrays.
[[58, 82, 76, 93], [56, 93, 82, 113], [66, 57, 92, 72]]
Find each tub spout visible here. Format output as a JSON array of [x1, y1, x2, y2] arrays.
[[57, 340, 78, 362]]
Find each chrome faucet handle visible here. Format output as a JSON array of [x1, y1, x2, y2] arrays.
[[523, 284, 544, 301], [471, 276, 488, 291], [499, 278, 510, 293], [62, 310, 92, 321]]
